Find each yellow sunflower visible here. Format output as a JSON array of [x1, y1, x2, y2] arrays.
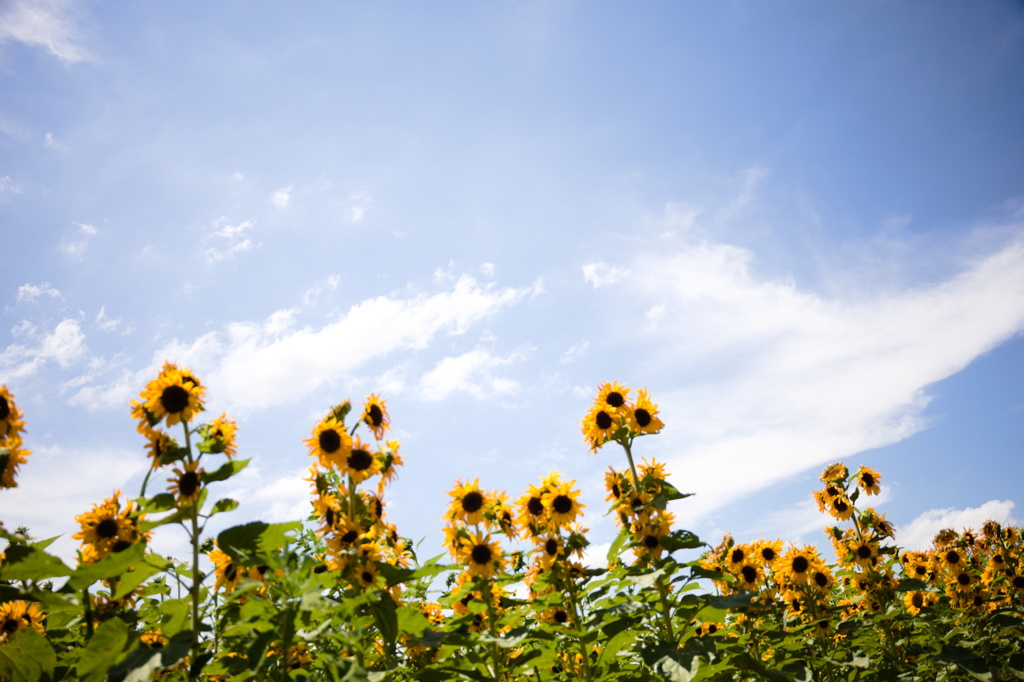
[[73, 491, 148, 561], [462, 531, 504, 579], [353, 560, 384, 591], [344, 435, 382, 484], [543, 480, 585, 527], [376, 439, 404, 493], [141, 629, 168, 648], [595, 381, 631, 413], [361, 394, 390, 441], [535, 532, 566, 569], [0, 386, 27, 440], [581, 404, 619, 451], [208, 545, 243, 594], [168, 460, 204, 506], [305, 416, 352, 471], [143, 429, 179, 469], [447, 479, 488, 526], [627, 388, 664, 436], [205, 413, 238, 459], [0, 601, 45, 643], [735, 562, 762, 591], [779, 545, 819, 585], [856, 466, 882, 495], [819, 462, 848, 483], [137, 363, 205, 428], [516, 482, 549, 532], [0, 434, 30, 489]]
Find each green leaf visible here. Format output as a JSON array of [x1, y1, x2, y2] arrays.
[[0, 627, 56, 682], [607, 526, 632, 564], [202, 458, 250, 484], [370, 591, 399, 653], [112, 553, 173, 599], [209, 498, 240, 516], [0, 543, 72, 582], [396, 604, 433, 638], [938, 644, 993, 680], [77, 617, 129, 681], [106, 631, 192, 682], [217, 521, 301, 563], [661, 530, 704, 553], [67, 541, 149, 590], [140, 493, 176, 513]]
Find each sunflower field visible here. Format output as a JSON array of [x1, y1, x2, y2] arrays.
[[1, 368, 1022, 681]]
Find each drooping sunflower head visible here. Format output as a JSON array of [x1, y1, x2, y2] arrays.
[[209, 545, 244, 595], [0, 434, 29, 489], [856, 466, 882, 495], [143, 429, 180, 469], [305, 416, 352, 471], [138, 363, 206, 428], [820, 462, 848, 484], [201, 413, 238, 459], [361, 394, 390, 441], [376, 439, 404, 493]]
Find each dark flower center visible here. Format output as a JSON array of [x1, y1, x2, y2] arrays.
[[554, 609, 569, 623], [149, 638, 165, 649], [527, 496, 544, 516], [160, 385, 190, 414], [741, 565, 757, 584], [372, 497, 383, 518], [96, 518, 120, 539], [179, 471, 200, 497], [861, 473, 875, 487], [348, 448, 373, 472], [791, 556, 809, 574], [112, 540, 132, 553], [761, 547, 776, 561], [707, 623, 717, 634], [552, 495, 573, 515], [911, 593, 924, 609], [313, 564, 328, 574], [834, 500, 849, 513], [471, 543, 492, 564], [0, 397, 9, 421], [461, 491, 484, 514], [341, 530, 358, 544], [545, 539, 559, 556], [225, 565, 238, 582], [956, 572, 971, 586], [319, 429, 342, 454], [324, 509, 335, 527], [644, 534, 660, 550], [813, 571, 829, 588], [913, 565, 927, 577], [634, 408, 651, 427], [730, 548, 745, 564], [2, 618, 17, 634], [945, 550, 961, 565], [181, 374, 200, 388], [1012, 575, 1024, 589], [609, 483, 621, 499], [606, 391, 625, 408], [972, 594, 984, 607], [367, 404, 384, 427], [856, 545, 873, 559], [361, 571, 374, 584], [595, 411, 613, 430]]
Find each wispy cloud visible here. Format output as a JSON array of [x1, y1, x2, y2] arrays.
[[0, 0, 93, 64], [418, 347, 530, 402], [582, 262, 629, 288], [69, 274, 538, 412], [203, 217, 257, 264], [603, 234, 1024, 524], [271, 186, 292, 209], [60, 222, 96, 259], [0, 319, 86, 381], [16, 282, 61, 304]]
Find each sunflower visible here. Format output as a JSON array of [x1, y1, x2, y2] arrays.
[[516, 483, 549, 533], [735, 562, 762, 591], [581, 404, 619, 451], [820, 462, 848, 483], [0, 434, 29, 489], [168, 460, 204, 506], [0, 601, 45, 643], [939, 547, 964, 571], [361, 394, 390, 441], [535, 533, 566, 569], [447, 479, 488, 526], [903, 591, 928, 616], [846, 540, 879, 569], [305, 416, 352, 471], [627, 388, 664, 436], [376, 439, 404, 493], [825, 495, 854, 521], [143, 429, 179, 469], [541, 606, 572, 626], [752, 539, 783, 567], [208, 545, 243, 594], [73, 491, 148, 561], [856, 466, 882, 496], [633, 514, 673, 563], [137, 363, 205, 428], [604, 468, 627, 504], [462, 531, 504, 578], [544, 480, 585, 527], [205, 413, 238, 459], [141, 629, 168, 648], [595, 381, 631, 413], [344, 435, 382, 484], [0, 386, 26, 440], [353, 560, 384, 591], [779, 545, 819, 585]]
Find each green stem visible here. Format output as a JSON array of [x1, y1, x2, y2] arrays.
[[482, 575, 504, 681], [183, 422, 203, 672], [621, 439, 641, 491], [655, 574, 676, 644], [566, 576, 594, 682]]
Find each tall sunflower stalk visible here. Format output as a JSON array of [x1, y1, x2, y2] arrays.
[[131, 362, 241, 667]]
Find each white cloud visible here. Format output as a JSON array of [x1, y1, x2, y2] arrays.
[[271, 186, 292, 209], [60, 222, 96, 258], [344, 190, 371, 223], [0, 319, 86, 380], [95, 306, 127, 333], [203, 217, 258, 264], [418, 347, 529, 402], [43, 131, 67, 150], [582, 262, 629, 288], [559, 340, 589, 365], [69, 274, 536, 412], [0, 0, 92, 64], [898, 500, 1018, 551], [16, 282, 61, 303], [603, 235, 1024, 525], [0, 176, 24, 198]]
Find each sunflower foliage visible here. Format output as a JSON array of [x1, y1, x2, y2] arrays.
[[1, 379, 1023, 681]]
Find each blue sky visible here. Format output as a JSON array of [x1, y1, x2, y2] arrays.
[[2, 0, 1023, 565]]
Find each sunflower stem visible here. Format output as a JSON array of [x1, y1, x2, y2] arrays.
[[182, 421, 203, 672], [621, 439, 641, 492]]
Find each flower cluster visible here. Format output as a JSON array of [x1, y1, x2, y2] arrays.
[[72, 490, 151, 565], [580, 381, 664, 452], [305, 395, 408, 593], [0, 600, 45, 644], [0, 386, 29, 489]]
